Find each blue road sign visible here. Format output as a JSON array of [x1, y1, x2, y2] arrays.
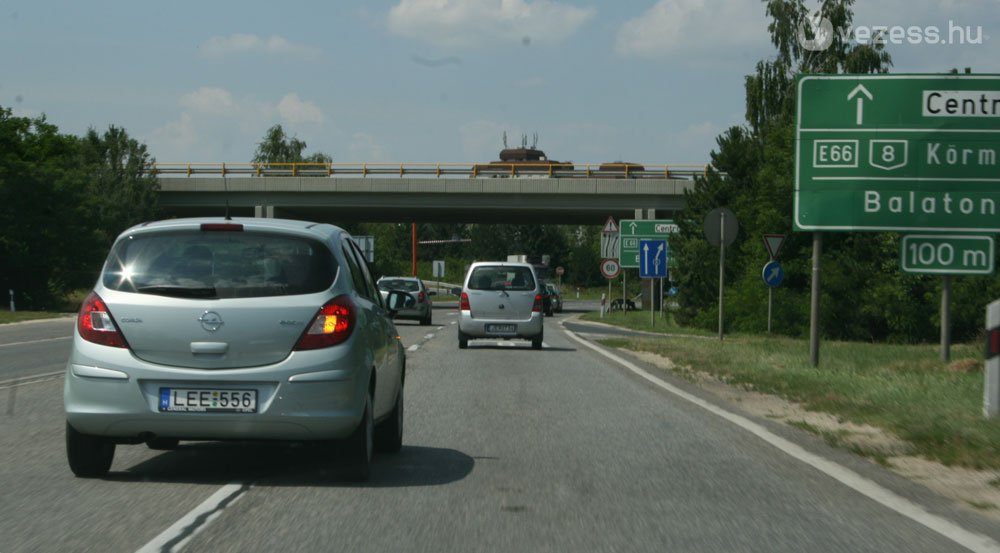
[[639, 239, 668, 278], [668, 287, 678, 297], [762, 260, 784, 287]]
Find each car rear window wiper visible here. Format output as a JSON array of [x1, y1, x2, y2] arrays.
[[135, 285, 218, 299]]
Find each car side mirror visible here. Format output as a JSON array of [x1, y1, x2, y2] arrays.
[[386, 290, 416, 315]]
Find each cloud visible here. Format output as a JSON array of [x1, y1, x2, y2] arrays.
[[348, 133, 389, 161], [615, 0, 768, 59], [148, 88, 326, 161], [200, 34, 320, 59], [278, 93, 324, 124], [387, 0, 595, 48]]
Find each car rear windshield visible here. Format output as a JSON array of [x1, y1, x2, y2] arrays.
[[378, 279, 420, 292], [467, 266, 535, 291], [101, 230, 336, 299]]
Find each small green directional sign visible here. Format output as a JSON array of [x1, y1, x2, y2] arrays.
[[900, 235, 995, 275]]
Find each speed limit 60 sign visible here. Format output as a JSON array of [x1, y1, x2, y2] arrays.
[[600, 258, 621, 279]]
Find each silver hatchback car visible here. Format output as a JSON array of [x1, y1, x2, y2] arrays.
[[64, 217, 414, 481], [457, 262, 544, 349]]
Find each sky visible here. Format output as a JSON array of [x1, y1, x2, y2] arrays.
[[1, 1, 996, 166]]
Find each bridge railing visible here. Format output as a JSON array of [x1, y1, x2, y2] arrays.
[[150, 162, 713, 179]]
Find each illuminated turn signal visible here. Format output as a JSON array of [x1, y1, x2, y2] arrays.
[[294, 295, 355, 350]]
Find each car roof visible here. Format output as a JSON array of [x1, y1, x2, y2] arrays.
[[118, 217, 342, 242], [378, 276, 421, 281]]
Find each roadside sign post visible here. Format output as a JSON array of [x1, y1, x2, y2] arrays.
[[900, 234, 996, 360], [796, 74, 1000, 366], [432, 260, 445, 294], [761, 234, 787, 334], [8, 289, 13, 313], [639, 239, 668, 327], [600, 258, 621, 317], [704, 208, 738, 340]]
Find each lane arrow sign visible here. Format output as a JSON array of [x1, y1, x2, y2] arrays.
[[847, 84, 873, 125]]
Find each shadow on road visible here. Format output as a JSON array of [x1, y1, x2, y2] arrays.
[[107, 443, 474, 488]]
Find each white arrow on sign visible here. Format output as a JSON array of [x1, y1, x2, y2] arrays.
[[628, 222, 638, 234], [642, 241, 666, 275], [847, 84, 873, 125]]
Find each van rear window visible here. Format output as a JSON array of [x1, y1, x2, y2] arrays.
[[101, 231, 336, 299], [467, 266, 535, 291]]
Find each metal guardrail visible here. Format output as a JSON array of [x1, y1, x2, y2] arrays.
[[150, 162, 713, 179]]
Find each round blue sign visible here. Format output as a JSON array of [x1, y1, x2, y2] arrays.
[[667, 286, 678, 297], [762, 261, 784, 287]]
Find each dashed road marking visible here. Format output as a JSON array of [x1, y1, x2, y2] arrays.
[[407, 345, 420, 352]]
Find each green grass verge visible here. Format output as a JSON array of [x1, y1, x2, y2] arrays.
[[580, 309, 715, 337], [0, 311, 74, 324], [596, 332, 999, 470]]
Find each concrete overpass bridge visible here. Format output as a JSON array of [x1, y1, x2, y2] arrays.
[[154, 162, 707, 225]]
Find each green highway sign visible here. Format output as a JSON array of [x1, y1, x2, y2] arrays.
[[618, 219, 677, 268], [795, 74, 1000, 233], [900, 234, 996, 275]]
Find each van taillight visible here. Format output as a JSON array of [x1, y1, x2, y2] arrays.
[[532, 294, 542, 313], [460, 292, 470, 311], [294, 295, 355, 350], [77, 292, 129, 348]]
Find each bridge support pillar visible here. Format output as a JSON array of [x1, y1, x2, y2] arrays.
[[254, 205, 275, 218]]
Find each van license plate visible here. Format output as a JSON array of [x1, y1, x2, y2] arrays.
[[486, 324, 516, 334], [159, 388, 257, 413]]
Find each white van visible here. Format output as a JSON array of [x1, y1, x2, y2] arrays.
[[457, 262, 544, 349]]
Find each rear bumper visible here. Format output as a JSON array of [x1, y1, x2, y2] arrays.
[[458, 311, 543, 339], [64, 334, 369, 441]]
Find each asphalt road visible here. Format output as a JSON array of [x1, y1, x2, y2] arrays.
[[2, 303, 1000, 552]]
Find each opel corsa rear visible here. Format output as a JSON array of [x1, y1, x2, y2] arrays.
[[457, 262, 544, 349], [64, 217, 412, 481]]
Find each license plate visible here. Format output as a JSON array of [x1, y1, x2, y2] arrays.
[[486, 324, 517, 334], [159, 388, 257, 413]]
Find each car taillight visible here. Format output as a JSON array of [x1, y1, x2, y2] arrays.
[[77, 292, 129, 348], [417, 291, 426, 303], [460, 292, 470, 311], [532, 294, 542, 313], [294, 295, 356, 350]]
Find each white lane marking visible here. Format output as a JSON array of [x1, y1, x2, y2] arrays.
[[450, 321, 457, 325], [0, 370, 65, 389], [407, 345, 420, 352], [0, 336, 72, 349], [541, 342, 549, 349], [136, 483, 250, 553], [561, 324, 1000, 553], [424, 334, 435, 340]]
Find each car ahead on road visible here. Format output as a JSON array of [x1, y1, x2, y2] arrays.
[[458, 262, 544, 349], [63, 217, 415, 481], [377, 276, 433, 325], [542, 283, 562, 315]]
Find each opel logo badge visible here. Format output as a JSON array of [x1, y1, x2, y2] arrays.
[[198, 311, 224, 332]]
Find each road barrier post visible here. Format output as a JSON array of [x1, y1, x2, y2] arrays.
[[985, 300, 1000, 418]]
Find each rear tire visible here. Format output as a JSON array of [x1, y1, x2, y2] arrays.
[[66, 422, 115, 478], [375, 386, 404, 453], [343, 394, 373, 482], [420, 313, 432, 326], [458, 330, 469, 349], [531, 332, 543, 350]]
